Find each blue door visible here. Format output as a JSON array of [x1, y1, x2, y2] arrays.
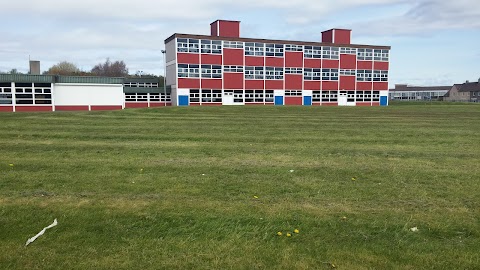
[[179, 95, 189, 106], [380, 96, 388, 106], [303, 96, 312, 106], [275, 96, 284, 106]]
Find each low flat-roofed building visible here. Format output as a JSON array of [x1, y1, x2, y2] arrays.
[[389, 84, 451, 101]]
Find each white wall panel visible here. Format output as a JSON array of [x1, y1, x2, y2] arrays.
[[54, 84, 123, 106]]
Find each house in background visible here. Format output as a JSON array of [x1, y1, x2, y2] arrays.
[[444, 80, 480, 102], [389, 84, 451, 101]]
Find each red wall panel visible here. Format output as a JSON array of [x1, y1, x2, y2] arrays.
[[335, 30, 351, 44], [373, 82, 389, 90], [245, 56, 264, 66], [201, 54, 222, 65], [285, 74, 302, 90], [265, 80, 283, 90], [201, 79, 222, 89], [0, 106, 13, 112], [201, 103, 223, 106], [265, 57, 284, 67], [224, 73, 243, 89], [91, 106, 122, 111], [55, 106, 89, 111], [322, 81, 339, 91], [16, 106, 52, 112], [304, 59, 321, 68], [322, 59, 339, 69], [177, 53, 200, 64], [150, 103, 171, 107], [285, 97, 303, 105], [356, 102, 372, 107], [223, 49, 244, 65], [374, 61, 389, 70], [218, 21, 240, 38], [322, 30, 333, 43], [178, 78, 200, 89], [372, 102, 381, 106], [285, 52, 303, 67], [339, 76, 356, 90], [322, 103, 338, 107], [357, 82, 373, 91], [304, 81, 321, 90], [245, 80, 264, 89], [357, 61, 373, 70], [125, 103, 148, 109], [340, 54, 356, 69]]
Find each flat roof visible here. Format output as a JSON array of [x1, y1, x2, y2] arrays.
[[165, 33, 391, 50]]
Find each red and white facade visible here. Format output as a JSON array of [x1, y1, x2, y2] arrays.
[[165, 20, 391, 107]]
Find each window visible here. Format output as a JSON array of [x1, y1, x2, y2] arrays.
[[190, 89, 200, 102], [0, 87, 12, 104], [201, 65, 222, 78], [245, 67, 264, 80], [124, 82, 159, 87], [34, 88, 52, 104], [285, 68, 302, 74], [373, 49, 389, 61], [245, 42, 264, 56], [201, 89, 222, 103], [312, 91, 321, 102], [178, 64, 200, 78], [322, 69, 339, 81], [321, 91, 338, 102], [373, 91, 380, 102], [285, 90, 302, 96], [304, 46, 322, 58], [340, 69, 356, 76], [285, 44, 303, 52], [13, 83, 52, 105], [200, 40, 222, 54], [265, 67, 284, 80], [265, 90, 274, 102], [224, 66, 244, 73], [358, 48, 373, 60], [340, 47, 356, 54], [254, 90, 264, 102], [244, 90, 255, 102], [224, 41, 244, 49], [304, 68, 321, 81], [177, 38, 200, 53], [357, 70, 373, 81], [373, 70, 388, 82], [265, 44, 284, 57], [322, 47, 339, 59]]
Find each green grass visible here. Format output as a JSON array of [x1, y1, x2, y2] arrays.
[[1, 104, 479, 269]]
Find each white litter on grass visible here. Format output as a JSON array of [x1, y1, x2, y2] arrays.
[[410, 227, 419, 232], [25, 219, 58, 246], [289, 170, 295, 173]]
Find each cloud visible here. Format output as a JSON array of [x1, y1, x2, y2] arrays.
[[349, 0, 480, 36]]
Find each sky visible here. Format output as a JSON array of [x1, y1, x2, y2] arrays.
[[0, 0, 479, 87]]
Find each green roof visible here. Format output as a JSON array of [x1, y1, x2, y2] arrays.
[[0, 74, 55, 83], [56, 76, 123, 84]]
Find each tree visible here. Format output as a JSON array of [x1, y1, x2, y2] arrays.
[[45, 61, 81, 75], [9, 69, 22, 75], [91, 58, 128, 77]]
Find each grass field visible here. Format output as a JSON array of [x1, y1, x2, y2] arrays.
[[1, 104, 479, 269]]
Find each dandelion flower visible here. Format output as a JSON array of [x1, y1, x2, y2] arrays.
[[352, 177, 357, 181], [9, 164, 14, 167], [294, 229, 300, 234], [253, 196, 259, 199], [286, 233, 292, 237], [277, 231, 283, 236], [342, 216, 347, 220]]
